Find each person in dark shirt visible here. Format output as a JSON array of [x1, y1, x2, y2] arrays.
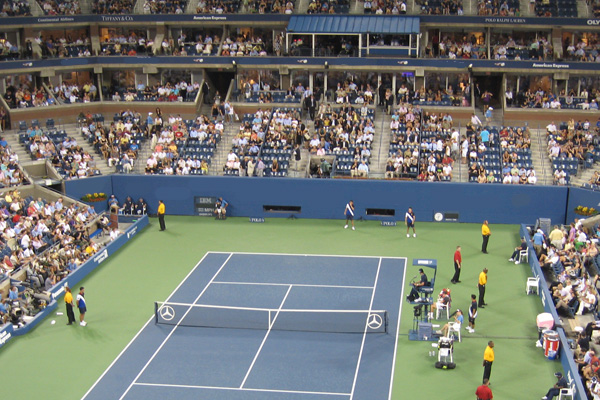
[[4, 89, 15, 108], [135, 198, 148, 215], [577, 331, 590, 356], [121, 196, 135, 215], [541, 372, 568, 400], [407, 268, 428, 302], [467, 294, 478, 333], [509, 237, 527, 263]]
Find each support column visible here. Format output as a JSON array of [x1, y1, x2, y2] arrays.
[[281, 74, 291, 91], [487, 27, 491, 59], [89, 24, 100, 55], [358, 34, 362, 58]]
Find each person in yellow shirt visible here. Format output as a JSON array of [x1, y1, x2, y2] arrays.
[[483, 340, 494, 383], [481, 220, 491, 254], [158, 200, 166, 231], [548, 225, 564, 250], [478, 268, 488, 307], [64, 286, 76, 325]]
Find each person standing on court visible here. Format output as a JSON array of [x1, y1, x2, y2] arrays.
[[344, 200, 355, 230], [467, 294, 478, 333], [481, 220, 491, 253], [476, 378, 493, 400], [451, 245, 462, 284], [158, 200, 166, 231], [77, 286, 87, 326], [64, 286, 76, 325], [478, 268, 488, 308], [405, 207, 416, 238], [482, 341, 495, 383]]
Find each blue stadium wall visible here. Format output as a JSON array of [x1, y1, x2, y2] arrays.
[[566, 187, 600, 223], [63, 176, 589, 224]]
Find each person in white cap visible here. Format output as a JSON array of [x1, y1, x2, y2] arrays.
[[146, 112, 154, 136], [532, 229, 545, 257], [485, 106, 493, 123]]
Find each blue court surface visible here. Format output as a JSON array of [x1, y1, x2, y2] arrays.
[[82, 252, 406, 400]]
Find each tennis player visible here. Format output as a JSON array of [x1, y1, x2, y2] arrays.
[[344, 200, 355, 230], [405, 207, 416, 237]]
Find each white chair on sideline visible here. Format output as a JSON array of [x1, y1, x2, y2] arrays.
[[436, 301, 450, 320], [447, 321, 461, 342], [559, 388, 573, 400], [516, 249, 528, 264], [526, 276, 540, 295]]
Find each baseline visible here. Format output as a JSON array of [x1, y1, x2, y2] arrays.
[[128, 382, 351, 399]]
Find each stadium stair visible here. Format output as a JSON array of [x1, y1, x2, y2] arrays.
[[519, 0, 535, 16], [72, 123, 116, 175], [208, 121, 237, 176], [465, 0, 476, 15], [577, 0, 589, 17], [297, 0, 310, 13], [369, 112, 390, 179], [133, 138, 153, 175], [529, 127, 554, 185], [571, 162, 599, 187], [79, 0, 91, 14], [30, 0, 44, 16], [6, 127, 32, 165]]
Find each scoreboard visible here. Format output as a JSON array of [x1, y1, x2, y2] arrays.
[[195, 196, 217, 216]]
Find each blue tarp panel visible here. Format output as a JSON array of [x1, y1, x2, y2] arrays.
[[287, 15, 420, 34]]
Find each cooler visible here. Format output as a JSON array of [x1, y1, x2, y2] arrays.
[[537, 312, 555, 330], [543, 330, 560, 360], [418, 322, 433, 341]]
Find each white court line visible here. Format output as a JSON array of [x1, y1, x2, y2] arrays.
[[207, 251, 407, 260], [349, 257, 382, 400], [134, 382, 350, 397], [117, 253, 234, 400], [239, 284, 293, 389], [81, 251, 219, 400], [388, 258, 408, 400], [212, 281, 374, 290]]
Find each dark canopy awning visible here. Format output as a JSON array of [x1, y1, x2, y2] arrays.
[[287, 15, 420, 35]]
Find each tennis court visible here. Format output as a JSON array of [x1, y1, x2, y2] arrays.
[[82, 252, 406, 400]]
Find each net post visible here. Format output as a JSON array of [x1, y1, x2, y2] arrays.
[[384, 311, 388, 334], [154, 302, 158, 324]]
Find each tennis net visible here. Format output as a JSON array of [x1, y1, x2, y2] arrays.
[[154, 301, 388, 333]]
